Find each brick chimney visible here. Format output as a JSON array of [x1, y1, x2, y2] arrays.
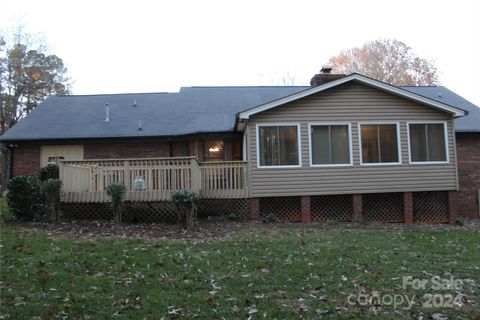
[[310, 66, 346, 86]]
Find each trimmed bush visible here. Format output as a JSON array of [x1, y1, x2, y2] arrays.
[[106, 183, 126, 224], [39, 164, 59, 181], [7, 176, 44, 220], [171, 190, 199, 230], [171, 190, 199, 208]]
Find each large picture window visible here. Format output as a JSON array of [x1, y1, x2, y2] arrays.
[[310, 124, 351, 166], [258, 124, 300, 167], [408, 123, 448, 163], [360, 123, 400, 164]]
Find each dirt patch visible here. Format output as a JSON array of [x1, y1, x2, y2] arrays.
[[12, 218, 257, 241], [10, 218, 480, 241]]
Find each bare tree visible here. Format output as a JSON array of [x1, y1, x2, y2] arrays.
[[259, 71, 300, 86], [326, 39, 439, 86], [279, 71, 297, 86], [0, 27, 71, 134]]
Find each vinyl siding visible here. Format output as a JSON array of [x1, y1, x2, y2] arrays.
[[247, 81, 457, 197]]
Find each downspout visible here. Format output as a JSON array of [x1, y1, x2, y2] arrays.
[[7, 143, 14, 179], [452, 120, 459, 191], [242, 130, 247, 161]]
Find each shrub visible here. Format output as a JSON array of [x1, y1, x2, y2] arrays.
[[171, 190, 199, 231], [106, 183, 126, 224], [171, 190, 198, 208], [7, 176, 44, 220], [262, 212, 278, 223], [39, 164, 59, 181], [0, 197, 13, 222], [43, 179, 62, 222]]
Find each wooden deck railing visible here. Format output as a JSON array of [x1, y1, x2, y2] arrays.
[[59, 157, 248, 202], [200, 161, 248, 198]]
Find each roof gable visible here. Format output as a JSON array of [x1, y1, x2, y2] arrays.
[[238, 74, 466, 119]]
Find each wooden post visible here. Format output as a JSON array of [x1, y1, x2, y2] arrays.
[[243, 162, 249, 198], [58, 161, 64, 184], [58, 161, 64, 202], [190, 158, 201, 194], [124, 160, 130, 191]]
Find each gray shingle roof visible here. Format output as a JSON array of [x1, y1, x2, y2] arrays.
[[1, 84, 478, 142], [401, 86, 480, 132], [0, 86, 309, 141]]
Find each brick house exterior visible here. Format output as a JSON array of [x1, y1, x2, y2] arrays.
[[11, 135, 243, 177], [11, 143, 41, 177], [452, 133, 480, 219], [2, 72, 479, 222]]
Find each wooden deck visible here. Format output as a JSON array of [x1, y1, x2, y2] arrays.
[[59, 157, 248, 202]]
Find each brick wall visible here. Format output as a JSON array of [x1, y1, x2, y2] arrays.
[[10, 135, 242, 177], [196, 140, 205, 162], [171, 142, 189, 157], [353, 194, 362, 220], [224, 140, 233, 161], [404, 192, 413, 223], [453, 132, 480, 219], [12, 144, 40, 176], [84, 141, 170, 159]]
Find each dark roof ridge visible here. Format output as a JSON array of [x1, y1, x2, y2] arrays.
[[400, 85, 439, 88], [185, 85, 309, 88], [55, 91, 175, 97]]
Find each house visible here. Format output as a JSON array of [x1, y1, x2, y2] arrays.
[[1, 71, 479, 223]]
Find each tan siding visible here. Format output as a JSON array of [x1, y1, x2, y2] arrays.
[[247, 82, 457, 197]]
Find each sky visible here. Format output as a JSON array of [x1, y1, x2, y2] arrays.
[[1, 0, 479, 106]]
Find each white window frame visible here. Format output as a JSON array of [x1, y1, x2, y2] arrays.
[[358, 121, 402, 166], [308, 122, 353, 167], [406, 120, 449, 165], [256, 123, 302, 169]]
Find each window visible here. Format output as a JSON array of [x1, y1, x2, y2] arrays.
[[204, 140, 225, 161], [310, 124, 351, 166], [257, 124, 300, 167], [408, 123, 448, 163], [47, 156, 65, 164], [360, 123, 400, 164]]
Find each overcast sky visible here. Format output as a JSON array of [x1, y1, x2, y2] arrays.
[[1, 0, 479, 106]]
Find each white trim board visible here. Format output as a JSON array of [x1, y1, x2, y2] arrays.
[[238, 73, 466, 119]]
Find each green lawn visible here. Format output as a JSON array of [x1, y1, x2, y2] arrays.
[[1, 224, 479, 319]]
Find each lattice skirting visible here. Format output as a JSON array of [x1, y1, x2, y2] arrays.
[[260, 197, 302, 221], [123, 202, 177, 223], [61, 202, 113, 220], [197, 198, 249, 220], [363, 193, 404, 222], [413, 191, 449, 223], [312, 195, 353, 221], [61, 198, 249, 223]]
